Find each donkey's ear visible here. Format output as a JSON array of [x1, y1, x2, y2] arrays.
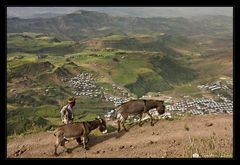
[[96, 118, 102, 123], [96, 116, 102, 123]]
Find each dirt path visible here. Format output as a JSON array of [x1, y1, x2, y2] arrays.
[[7, 114, 233, 158]]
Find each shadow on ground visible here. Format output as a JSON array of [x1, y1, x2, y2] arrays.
[[59, 129, 127, 155]]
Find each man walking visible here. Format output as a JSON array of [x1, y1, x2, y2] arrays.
[[60, 97, 76, 124]]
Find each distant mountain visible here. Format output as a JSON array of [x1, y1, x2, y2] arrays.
[[7, 7, 77, 18], [8, 11, 64, 19], [32, 12, 64, 18], [7, 10, 232, 41], [7, 7, 232, 19]]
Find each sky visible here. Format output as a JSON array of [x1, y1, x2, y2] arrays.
[[7, 7, 233, 18]]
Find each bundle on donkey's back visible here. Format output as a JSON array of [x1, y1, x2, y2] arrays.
[[53, 117, 107, 155]]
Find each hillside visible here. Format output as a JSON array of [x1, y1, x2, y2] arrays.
[[7, 32, 198, 95], [7, 10, 233, 137], [7, 11, 232, 41], [7, 114, 232, 158]]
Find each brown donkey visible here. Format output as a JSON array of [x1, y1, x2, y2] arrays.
[[116, 99, 165, 132], [53, 117, 107, 155]]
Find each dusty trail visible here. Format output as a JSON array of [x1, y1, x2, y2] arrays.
[[7, 114, 232, 158]]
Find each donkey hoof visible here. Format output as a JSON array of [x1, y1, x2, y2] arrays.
[[84, 147, 90, 150], [66, 149, 72, 153], [151, 123, 154, 126], [54, 153, 59, 156]]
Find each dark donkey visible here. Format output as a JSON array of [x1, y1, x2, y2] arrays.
[[116, 99, 165, 132], [53, 117, 107, 155]]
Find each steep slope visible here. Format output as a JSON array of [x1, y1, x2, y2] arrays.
[[7, 114, 232, 158], [149, 55, 197, 84]]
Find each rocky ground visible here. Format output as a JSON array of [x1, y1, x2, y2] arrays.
[[7, 114, 232, 158]]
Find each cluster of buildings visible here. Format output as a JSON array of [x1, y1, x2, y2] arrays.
[[197, 80, 232, 92], [103, 96, 233, 123], [104, 96, 233, 122], [111, 83, 129, 97], [67, 74, 233, 120], [67, 72, 130, 102], [103, 93, 129, 106], [68, 73, 102, 97], [166, 97, 233, 115]]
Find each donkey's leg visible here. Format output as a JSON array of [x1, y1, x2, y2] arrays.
[[122, 119, 128, 132], [54, 132, 64, 155], [60, 139, 71, 153], [121, 113, 129, 132], [86, 137, 89, 144], [117, 119, 121, 132], [138, 113, 143, 127], [146, 112, 154, 126], [81, 136, 86, 149], [143, 100, 147, 112], [81, 136, 89, 149], [54, 140, 60, 156], [76, 137, 82, 145], [117, 112, 124, 132]]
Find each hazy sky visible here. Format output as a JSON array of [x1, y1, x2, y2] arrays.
[[7, 7, 233, 18]]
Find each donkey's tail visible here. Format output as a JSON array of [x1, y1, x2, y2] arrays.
[[53, 130, 57, 136], [112, 106, 122, 119]]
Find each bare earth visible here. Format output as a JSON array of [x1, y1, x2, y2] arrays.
[[7, 114, 233, 158]]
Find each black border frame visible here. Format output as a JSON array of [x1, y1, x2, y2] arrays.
[[1, 0, 239, 161]]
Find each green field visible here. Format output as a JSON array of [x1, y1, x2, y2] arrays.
[[7, 30, 232, 137]]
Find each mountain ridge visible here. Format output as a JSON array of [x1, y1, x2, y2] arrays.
[[7, 7, 232, 19], [7, 10, 232, 41]]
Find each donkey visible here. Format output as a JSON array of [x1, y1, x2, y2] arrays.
[[53, 117, 107, 155], [116, 99, 165, 132]]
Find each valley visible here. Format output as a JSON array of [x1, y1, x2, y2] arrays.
[[7, 9, 233, 155]]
